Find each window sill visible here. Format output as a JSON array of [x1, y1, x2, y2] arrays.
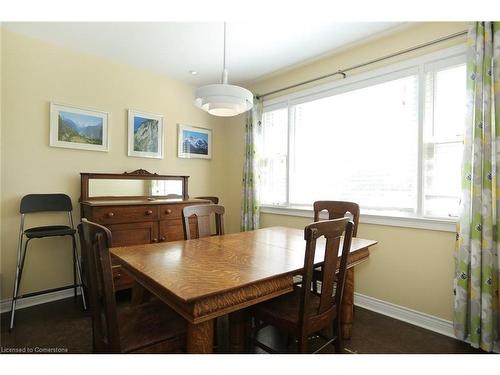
[[260, 205, 457, 233]]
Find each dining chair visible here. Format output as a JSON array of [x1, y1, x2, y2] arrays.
[[10, 194, 86, 330], [312, 201, 360, 293], [182, 204, 225, 240], [251, 217, 354, 353], [78, 218, 186, 353]]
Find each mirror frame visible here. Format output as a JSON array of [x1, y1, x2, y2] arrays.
[[80, 169, 189, 201]]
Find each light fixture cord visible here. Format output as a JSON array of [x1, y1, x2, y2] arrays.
[[222, 22, 228, 84]]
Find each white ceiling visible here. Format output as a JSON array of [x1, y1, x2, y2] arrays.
[[3, 22, 403, 85]]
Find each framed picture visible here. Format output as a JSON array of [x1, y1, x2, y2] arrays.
[[177, 124, 212, 159], [49, 103, 109, 152], [128, 110, 164, 159]]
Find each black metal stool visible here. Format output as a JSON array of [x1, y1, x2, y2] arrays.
[[10, 194, 86, 330]]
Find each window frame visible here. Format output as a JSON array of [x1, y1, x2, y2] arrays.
[[259, 44, 466, 232]]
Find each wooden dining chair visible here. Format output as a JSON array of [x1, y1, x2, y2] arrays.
[[182, 204, 225, 240], [251, 217, 354, 354], [312, 201, 360, 292], [78, 218, 186, 353]]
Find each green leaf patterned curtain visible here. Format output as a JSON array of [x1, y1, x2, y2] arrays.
[[454, 22, 500, 352], [240, 98, 263, 231]]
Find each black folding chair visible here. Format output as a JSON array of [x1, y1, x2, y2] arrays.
[[10, 194, 86, 330]]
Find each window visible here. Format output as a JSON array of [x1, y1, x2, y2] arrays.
[[259, 107, 288, 205], [259, 48, 466, 222], [423, 61, 466, 218]]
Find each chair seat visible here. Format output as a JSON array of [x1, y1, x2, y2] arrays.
[[24, 225, 76, 239], [118, 299, 186, 353], [252, 287, 337, 336]]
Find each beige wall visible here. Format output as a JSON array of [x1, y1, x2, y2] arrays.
[[0, 29, 225, 300], [216, 22, 468, 321]]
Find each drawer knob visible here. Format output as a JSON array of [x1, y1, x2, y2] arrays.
[[165, 209, 172, 214], [107, 212, 114, 218], [152, 238, 158, 243], [145, 210, 153, 215], [160, 236, 166, 242]]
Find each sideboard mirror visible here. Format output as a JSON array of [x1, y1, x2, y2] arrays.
[[80, 169, 189, 201]]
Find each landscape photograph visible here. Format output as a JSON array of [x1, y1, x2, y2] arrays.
[[133, 116, 159, 153], [182, 129, 209, 155], [58, 110, 103, 145]]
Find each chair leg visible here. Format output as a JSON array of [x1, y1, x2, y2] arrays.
[[333, 318, 343, 353], [72, 236, 77, 299], [72, 235, 87, 310], [10, 238, 29, 330]]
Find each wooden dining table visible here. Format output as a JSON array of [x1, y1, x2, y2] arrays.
[[110, 226, 377, 353]]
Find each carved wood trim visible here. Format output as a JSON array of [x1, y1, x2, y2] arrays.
[[123, 169, 158, 176]]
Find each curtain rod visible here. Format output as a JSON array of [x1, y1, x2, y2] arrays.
[[255, 30, 468, 100]]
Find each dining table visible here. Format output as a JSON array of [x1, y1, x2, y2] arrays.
[[110, 226, 377, 353]]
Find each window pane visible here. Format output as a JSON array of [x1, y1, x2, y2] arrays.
[[426, 64, 467, 139], [289, 75, 419, 214], [423, 142, 462, 217], [423, 62, 466, 218], [260, 108, 288, 205]]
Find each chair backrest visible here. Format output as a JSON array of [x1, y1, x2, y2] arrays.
[[313, 201, 360, 236], [20, 194, 73, 214], [299, 218, 354, 330], [182, 204, 225, 240], [195, 196, 219, 204], [78, 218, 120, 353]]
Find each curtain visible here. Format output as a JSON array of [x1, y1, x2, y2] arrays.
[[454, 22, 500, 352], [240, 98, 263, 231]]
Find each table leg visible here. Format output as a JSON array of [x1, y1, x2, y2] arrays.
[[229, 310, 250, 353], [187, 320, 214, 353], [341, 268, 354, 339], [130, 280, 152, 306]]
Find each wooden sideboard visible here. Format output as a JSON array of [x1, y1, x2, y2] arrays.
[[80, 170, 210, 290]]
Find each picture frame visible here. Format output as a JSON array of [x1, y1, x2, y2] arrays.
[[128, 110, 164, 159], [177, 124, 212, 159], [49, 102, 109, 152]]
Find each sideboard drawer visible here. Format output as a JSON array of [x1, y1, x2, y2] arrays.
[[92, 205, 159, 224], [159, 204, 187, 219]]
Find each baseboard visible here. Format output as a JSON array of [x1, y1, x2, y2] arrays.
[[0, 288, 80, 314], [354, 292, 455, 338]]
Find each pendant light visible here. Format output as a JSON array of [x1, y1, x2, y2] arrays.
[[194, 22, 254, 117]]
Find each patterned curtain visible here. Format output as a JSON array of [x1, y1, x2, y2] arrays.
[[454, 22, 500, 352], [240, 98, 263, 231]]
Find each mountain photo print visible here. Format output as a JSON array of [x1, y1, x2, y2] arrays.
[[128, 110, 164, 159], [177, 124, 212, 159], [49, 103, 109, 152]]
